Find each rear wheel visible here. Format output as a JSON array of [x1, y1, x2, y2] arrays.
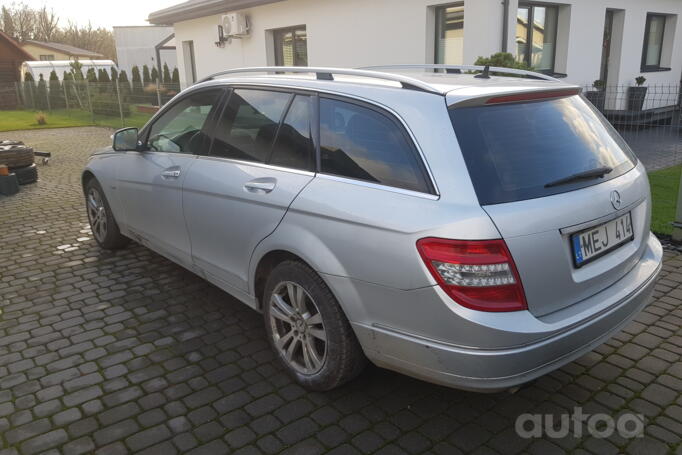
[[263, 261, 366, 391], [84, 178, 129, 250]]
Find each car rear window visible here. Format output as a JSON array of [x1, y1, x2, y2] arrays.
[[449, 95, 637, 205]]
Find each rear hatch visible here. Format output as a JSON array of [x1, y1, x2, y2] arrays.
[[448, 88, 649, 317]]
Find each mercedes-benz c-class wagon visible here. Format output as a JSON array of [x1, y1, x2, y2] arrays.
[[82, 65, 662, 392]]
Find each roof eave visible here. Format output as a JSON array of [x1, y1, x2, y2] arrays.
[[148, 0, 283, 25]]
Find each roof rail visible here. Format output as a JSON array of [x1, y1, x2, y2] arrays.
[[359, 64, 561, 82], [195, 66, 442, 94]]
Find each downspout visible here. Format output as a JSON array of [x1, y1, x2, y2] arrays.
[[501, 0, 509, 53]]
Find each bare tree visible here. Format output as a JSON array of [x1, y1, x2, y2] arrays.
[[1, 6, 16, 37], [0, 3, 115, 60], [36, 6, 58, 41], [13, 3, 36, 41]]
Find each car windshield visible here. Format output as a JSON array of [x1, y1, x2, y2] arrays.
[[449, 95, 637, 205]]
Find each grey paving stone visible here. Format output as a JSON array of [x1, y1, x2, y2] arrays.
[[126, 424, 172, 451], [3, 127, 682, 455]]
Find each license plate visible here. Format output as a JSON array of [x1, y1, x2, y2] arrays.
[[571, 212, 633, 267]]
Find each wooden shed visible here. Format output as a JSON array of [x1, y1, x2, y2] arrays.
[[0, 31, 34, 109]]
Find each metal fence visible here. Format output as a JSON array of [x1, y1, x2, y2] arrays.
[[582, 84, 681, 171], [1, 80, 186, 129], [1, 79, 680, 170]]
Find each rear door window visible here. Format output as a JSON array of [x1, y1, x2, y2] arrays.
[[210, 89, 291, 163], [449, 95, 637, 205], [319, 98, 432, 194], [269, 95, 314, 171]]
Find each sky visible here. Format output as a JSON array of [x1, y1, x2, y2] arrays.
[[8, 0, 182, 28]]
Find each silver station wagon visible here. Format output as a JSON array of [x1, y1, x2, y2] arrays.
[[82, 65, 662, 392]]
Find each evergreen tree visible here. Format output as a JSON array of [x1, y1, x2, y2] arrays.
[[48, 70, 65, 109], [36, 74, 48, 110], [131, 65, 143, 96], [142, 65, 151, 85], [99, 69, 111, 83], [86, 68, 97, 83], [110, 67, 118, 82], [117, 70, 131, 102], [171, 68, 180, 86], [150, 66, 159, 84], [23, 72, 35, 109], [69, 61, 84, 81], [162, 63, 171, 84], [62, 71, 74, 108]]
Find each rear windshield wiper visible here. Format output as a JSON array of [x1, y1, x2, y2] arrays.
[[544, 166, 613, 188]]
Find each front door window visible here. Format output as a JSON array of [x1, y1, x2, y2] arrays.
[[146, 89, 222, 154]]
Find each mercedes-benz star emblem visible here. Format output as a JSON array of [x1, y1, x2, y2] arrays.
[[610, 190, 622, 210]]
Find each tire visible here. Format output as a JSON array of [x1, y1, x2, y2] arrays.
[[84, 178, 130, 250], [263, 261, 367, 391], [12, 163, 38, 185], [0, 145, 34, 168]]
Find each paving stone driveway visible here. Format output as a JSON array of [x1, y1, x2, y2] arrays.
[[2, 126, 682, 455]]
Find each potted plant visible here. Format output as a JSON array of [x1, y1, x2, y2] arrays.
[[585, 79, 606, 112], [627, 76, 647, 111]]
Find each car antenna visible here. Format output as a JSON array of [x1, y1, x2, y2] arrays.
[[474, 65, 491, 79]]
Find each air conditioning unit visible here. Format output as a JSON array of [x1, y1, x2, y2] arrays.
[[222, 13, 249, 37]]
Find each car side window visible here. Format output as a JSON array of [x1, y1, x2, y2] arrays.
[[210, 89, 291, 163], [147, 89, 222, 154], [268, 95, 314, 171], [319, 98, 431, 193]]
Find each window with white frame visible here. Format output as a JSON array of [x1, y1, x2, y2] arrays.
[[434, 3, 464, 65], [516, 4, 558, 72]]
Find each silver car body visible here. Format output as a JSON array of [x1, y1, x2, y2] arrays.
[[83, 68, 662, 391]]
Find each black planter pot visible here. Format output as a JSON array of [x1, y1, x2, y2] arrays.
[[585, 90, 606, 112], [627, 86, 648, 111]]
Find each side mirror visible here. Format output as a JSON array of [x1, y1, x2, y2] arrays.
[[112, 127, 139, 151]]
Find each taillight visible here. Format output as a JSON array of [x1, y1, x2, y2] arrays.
[[416, 238, 528, 312]]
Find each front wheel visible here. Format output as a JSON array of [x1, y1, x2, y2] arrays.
[[84, 178, 129, 250], [263, 261, 366, 391]]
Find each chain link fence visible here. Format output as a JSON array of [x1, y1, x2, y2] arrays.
[[1, 79, 680, 171], [582, 84, 682, 171], [2, 80, 186, 130]]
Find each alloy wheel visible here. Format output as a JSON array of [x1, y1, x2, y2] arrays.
[[87, 187, 108, 243], [269, 281, 327, 375]]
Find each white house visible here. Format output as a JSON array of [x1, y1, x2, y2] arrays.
[[148, 0, 682, 96], [114, 26, 177, 78]]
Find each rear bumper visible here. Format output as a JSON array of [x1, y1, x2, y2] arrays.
[[344, 233, 662, 391]]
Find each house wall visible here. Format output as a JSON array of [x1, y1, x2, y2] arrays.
[[170, 0, 682, 95], [114, 26, 178, 77], [511, 0, 682, 89], [21, 44, 75, 61], [172, 0, 504, 86]]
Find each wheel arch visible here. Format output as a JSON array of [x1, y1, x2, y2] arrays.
[[81, 169, 96, 193]]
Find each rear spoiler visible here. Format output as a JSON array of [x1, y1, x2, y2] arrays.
[[448, 87, 582, 108]]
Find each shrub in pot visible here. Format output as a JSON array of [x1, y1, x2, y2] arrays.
[[585, 79, 606, 112], [627, 76, 647, 111]]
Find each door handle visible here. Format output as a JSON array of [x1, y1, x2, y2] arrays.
[[161, 169, 181, 178], [244, 179, 276, 193]]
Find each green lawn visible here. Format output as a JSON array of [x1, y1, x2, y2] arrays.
[[648, 165, 681, 236], [0, 109, 152, 132]]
